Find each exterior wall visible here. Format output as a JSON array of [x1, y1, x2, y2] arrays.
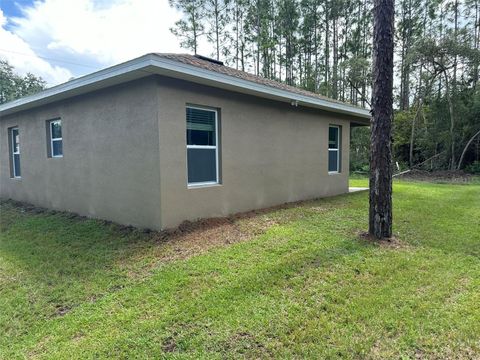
[[0, 78, 162, 229], [157, 77, 353, 229], [1, 74, 360, 230]]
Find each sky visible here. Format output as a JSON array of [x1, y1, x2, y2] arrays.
[[0, 0, 186, 86]]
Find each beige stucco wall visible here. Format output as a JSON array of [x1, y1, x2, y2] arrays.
[[1, 75, 361, 230], [157, 77, 352, 229], [0, 78, 162, 229]]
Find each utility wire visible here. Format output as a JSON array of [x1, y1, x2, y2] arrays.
[[0, 48, 100, 70]]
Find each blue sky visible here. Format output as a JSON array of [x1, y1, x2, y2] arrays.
[[1, 0, 35, 19], [0, 0, 186, 85]]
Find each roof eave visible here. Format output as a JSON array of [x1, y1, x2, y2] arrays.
[[0, 54, 158, 117], [148, 56, 371, 120], [0, 53, 371, 120]]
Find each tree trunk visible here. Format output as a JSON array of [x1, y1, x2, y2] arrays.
[[457, 129, 480, 170], [399, 0, 407, 110], [235, 1, 240, 69], [192, 11, 198, 54], [324, 2, 330, 96], [443, 70, 456, 170], [369, 0, 394, 239], [332, 16, 338, 99], [409, 106, 417, 167], [314, 3, 319, 92], [409, 68, 437, 168], [215, 0, 220, 61], [474, 0, 479, 89], [453, 0, 458, 87]]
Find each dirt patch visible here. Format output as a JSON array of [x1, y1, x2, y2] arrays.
[[0, 199, 91, 233], [119, 203, 307, 280], [358, 231, 408, 249], [72, 332, 85, 343], [310, 206, 328, 211], [141, 215, 274, 265], [162, 336, 177, 353], [54, 304, 73, 317], [2, 197, 318, 280], [163, 199, 311, 238], [0, 199, 47, 215], [396, 169, 474, 183], [218, 331, 270, 356], [142, 200, 313, 260]]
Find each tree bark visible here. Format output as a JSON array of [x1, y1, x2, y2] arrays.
[[214, 0, 220, 60], [442, 70, 456, 170], [332, 15, 338, 99], [474, 0, 479, 89], [457, 129, 480, 170], [369, 0, 394, 239], [235, 1, 240, 69], [324, 1, 330, 96], [409, 69, 437, 167]]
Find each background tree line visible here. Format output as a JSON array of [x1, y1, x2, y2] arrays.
[[1, 0, 478, 172], [170, 0, 480, 172], [0, 60, 46, 105]]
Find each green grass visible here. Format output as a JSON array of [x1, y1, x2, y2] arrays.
[[1, 180, 479, 359]]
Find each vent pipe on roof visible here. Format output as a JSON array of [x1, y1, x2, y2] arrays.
[[194, 54, 224, 66]]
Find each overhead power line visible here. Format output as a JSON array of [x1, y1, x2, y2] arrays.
[[0, 48, 100, 70]]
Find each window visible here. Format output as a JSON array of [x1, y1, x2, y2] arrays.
[[328, 125, 341, 173], [10, 127, 21, 178], [49, 119, 63, 157], [186, 106, 219, 186]]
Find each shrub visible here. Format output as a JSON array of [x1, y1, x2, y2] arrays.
[[465, 161, 480, 174]]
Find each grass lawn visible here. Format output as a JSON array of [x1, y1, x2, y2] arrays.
[[1, 179, 479, 359]]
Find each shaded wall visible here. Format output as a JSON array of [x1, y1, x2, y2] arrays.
[[0, 78, 162, 229]]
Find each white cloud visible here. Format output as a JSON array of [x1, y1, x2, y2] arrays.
[[0, 8, 73, 85], [6, 0, 186, 85]]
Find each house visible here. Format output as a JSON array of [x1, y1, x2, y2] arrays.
[[0, 53, 370, 230]]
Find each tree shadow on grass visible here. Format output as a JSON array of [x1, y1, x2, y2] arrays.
[[0, 196, 329, 316], [0, 200, 161, 321], [0, 196, 369, 356], [1, 181, 477, 351], [21, 224, 372, 358]]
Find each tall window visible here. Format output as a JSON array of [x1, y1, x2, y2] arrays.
[[10, 127, 21, 178], [186, 106, 219, 186], [49, 119, 63, 157], [328, 125, 341, 173]]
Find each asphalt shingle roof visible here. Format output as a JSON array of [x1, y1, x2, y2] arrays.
[[155, 53, 365, 110]]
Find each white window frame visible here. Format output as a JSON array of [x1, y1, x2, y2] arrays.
[[49, 119, 63, 158], [328, 125, 340, 174], [186, 106, 219, 187], [11, 127, 21, 178]]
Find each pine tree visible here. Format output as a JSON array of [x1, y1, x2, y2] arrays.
[[205, 0, 232, 61], [169, 0, 206, 54], [369, 0, 395, 239]]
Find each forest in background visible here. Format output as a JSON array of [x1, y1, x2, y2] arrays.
[[169, 0, 480, 172], [1, 0, 478, 172], [0, 60, 46, 105]]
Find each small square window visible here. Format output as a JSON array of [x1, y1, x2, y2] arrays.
[[329, 126, 339, 149], [328, 125, 341, 173], [9, 127, 21, 178], [48, 119, 63, 157]]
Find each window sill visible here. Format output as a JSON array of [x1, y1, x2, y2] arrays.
[[328, 171, 341, 175], [50, 155, 63, 158], [11, 177, 22, 180], [188, 182, 221, 189]]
